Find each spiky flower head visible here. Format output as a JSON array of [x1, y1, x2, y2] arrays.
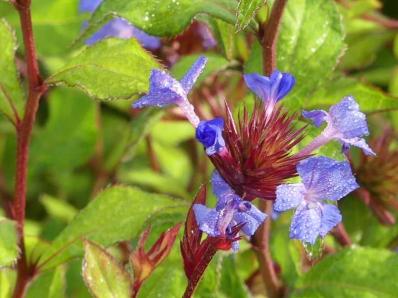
[[209, 101, 307, 201], [355, 129, 398, 225]]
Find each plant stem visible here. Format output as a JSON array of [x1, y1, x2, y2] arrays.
[[253, 201, 283, 298], [12, 0, 45, 296], [254, 1, 288, 297], [332, 223, 352, 247], [261, 0, 288, 75]]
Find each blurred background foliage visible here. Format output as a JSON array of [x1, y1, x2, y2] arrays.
[[1, 0, 398, 297]]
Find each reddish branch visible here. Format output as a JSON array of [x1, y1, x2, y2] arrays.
[[253, 1, 288, 298], [12, 0, 46, 297]]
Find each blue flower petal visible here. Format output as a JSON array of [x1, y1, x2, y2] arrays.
[[341, 137, 376, 156], [275, 183, 305, 212], [329, 96, 369, 139], [233, 203, 267, 236], [319, 204, 342, 237], [180, 56, 207, 93], [302, 110, 328, 127], [211, 171, 234, 203], [271, 71, 296, 101], [193, 204, 220, 237], [80, 0, 102, 12], [290, 203, 322, 244], [244, 73, 272, 100], [297, 156, 359, 201], [133, 69, 186, 108], [231, 241, 240, 252], [196, 117, 225, 155]]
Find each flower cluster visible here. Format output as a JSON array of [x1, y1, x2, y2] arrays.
[[133, 56, 374, 247], [79, 0, 161, 49]]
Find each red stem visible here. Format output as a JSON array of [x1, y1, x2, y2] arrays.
[[254, 1, 288, 297], [12, 0, 45, 297], [332, 223, 352, 247]]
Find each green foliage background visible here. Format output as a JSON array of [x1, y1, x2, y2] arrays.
[[1, 0, 398, 297]]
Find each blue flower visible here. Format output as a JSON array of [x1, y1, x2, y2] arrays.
[[133, 56, 207, 127], [196, 118, 226, 155], [303, 96, 375, 156], [274, 156, 359, 244], [244, 70, 295, 104], [80, 0, 161, 50], [193, 171, 267, 251]]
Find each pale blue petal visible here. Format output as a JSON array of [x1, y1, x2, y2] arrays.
[[297, 156, 359, 201], [290, 203, 322, 244], [80, 0, 102, 12], [319, 204, 342, 237], [193, 204, 220, 237], [244, 73, 271, 100], [233, 203, 267, 236], [329, 96, 369, 139], [302, 110, 328, 127], [274, 183, 305, 212], [180, 56, 207, 93], [342, 137, 376, 156], [211, 171, 235, 201]]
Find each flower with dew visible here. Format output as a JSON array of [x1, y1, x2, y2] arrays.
[[79, 0, 161, 49], [302, 96, 375, 156], [132, 56, 207, 127], [274, 156, 359, 244], [244, 71, 295, 116], [195, 118, 226, 156], [193, 171, 267, 251]]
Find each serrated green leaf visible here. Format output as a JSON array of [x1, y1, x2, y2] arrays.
[[46, 39, 159, 101], [38, 186, 186, 270], [0, 18, 24, 123], [235, 0, 265, 32], [83, 241, 132, 298], [291, 247, 398, 298], [0, 217, 19, 267], [79, 0, 237, 43]]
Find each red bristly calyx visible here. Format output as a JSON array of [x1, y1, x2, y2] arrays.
[[210, 102, 308, 201]]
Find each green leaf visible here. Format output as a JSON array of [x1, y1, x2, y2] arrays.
[[235, 0, 265, 32], [0, 269, 16, 298], [0, 18, 24, 123], [26, 266, 66, 298], [79, 0, 237, 41], [83, 241, 132, 298], [38, 186, 186, 270], [307, 77, 398, 112], [212, 20, 236, 60], [278, 0, 345, 103], [46, 39, 159, 101], [0, 217, 19, 267], [291, 247, 398, 297], [29, 88, 98, 173], [40, 194, 78, 223], [219, 255, 250, 298]]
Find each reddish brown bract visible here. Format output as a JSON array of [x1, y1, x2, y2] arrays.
[[210, 103, 307, 201]]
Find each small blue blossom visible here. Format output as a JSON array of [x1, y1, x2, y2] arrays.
[[303, 96, 375, 156], [193, 171, 267, 251], [244, 70, 295, 104], [133, 56, 207, 127], [274, 156, 359, 244], [80, 0, 161, 50], [196, 118, 226, 155]]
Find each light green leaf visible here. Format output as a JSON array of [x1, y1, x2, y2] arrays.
[[29, 88, 98, 173], [235, 0, 265, 32], [278, 0, 345, 104], [213, 20, 236, 60], [307, 77, 398, 112], [0, 217, 19, 267], [291, 247, 398, 298], [40, 194, 78, 223], [0, 18, 24, 123], [26, 266, 66, 298], [46, 39, 159, 101], [38, 186, 186, 270], [79, 0, 237, 41], [219, 255, 250, 298], [83, 241, 132, 298], [0, 269, 16, 298]]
